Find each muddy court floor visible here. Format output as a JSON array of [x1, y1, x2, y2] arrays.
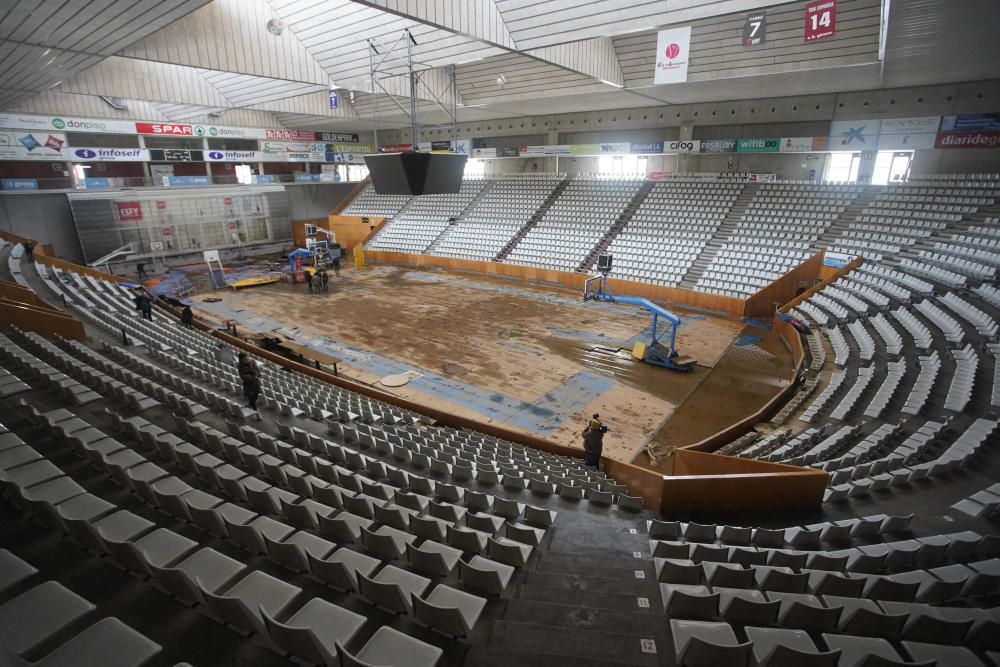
[[191, 267, 793, 464]]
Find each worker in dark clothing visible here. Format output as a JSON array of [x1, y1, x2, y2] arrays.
[[136, 262, 147, 280], [331, 255, 341, 277], [139, 294, 153, 321], [304, 269, 314, 294], [237, 352, 262, 415], [582, 422, 607, 469], [133, 290, 144, 316], [22, 241, 34, 262], [589, 413, 604, 430], [180, 305, 193, 328], [320, 268, 329, 293]]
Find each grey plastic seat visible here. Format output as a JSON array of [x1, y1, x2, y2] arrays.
[[660, 583, 719, 619], [374, 504, 416, 532], [0, 582, 96, 655], [807, 569, 867, 597], [84, 510, 154, 555], [822, 633, 934, 667], [486, 537, 532, 567], [685, 522, 718, 543], [149, 547, 246, 606], [704, 562, 753, 589], [414, 584, 487, 638], [753, 528, 785, 548], [466, 512, 504, 535], [881, 601, 974, 645], [670, 619, 752, 667], [362, 525, 415, 561], [656, 558, 703, 584], [648, 520, 682, 539], [111, 528, 198, 577], [447, 525, 490, 555], [6, 617, 161, 667], [767, 591, 841, 631], [200, 570, 301, 635], [0, 549, 37, 594], [524, 504, 556, 528], [863, 576, 918, 602], [825, 594, 908, 639], [459, 556, 514, 595], [306, 548, 381, 592], [505, 522, 544, 546], [226, 516, 295, 555], [410, 515, 451, 543], [719, 525, 752, 546], [901, 641, 987, 667], [336, 626, 443, 667], [358, 565, 430, 615], [406, 541, 462, 577], [767, 549, 808, 570], [265, 531, 336, 572], [717, 586, 779, 625], [261, 598, 366, 665], [745, 626, 840, 667], [729, 547, 767, 567], [318, 512, 373, 544], [755, 566, 809, 593]]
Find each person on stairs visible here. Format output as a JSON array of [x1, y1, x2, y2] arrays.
[[180, 304, 194, 329], [237, 352, 262, 418], [582, 420, 607, 470]]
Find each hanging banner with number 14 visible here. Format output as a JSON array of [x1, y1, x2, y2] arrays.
[[804, 0, 836, 41]]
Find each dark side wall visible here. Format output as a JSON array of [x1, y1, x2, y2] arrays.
[[0, 193, 83, 262]]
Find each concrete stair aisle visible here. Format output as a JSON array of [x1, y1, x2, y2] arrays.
[[423, 180, 497, 255], [495, 178, 570, 261], [464, 520, 667, 667], [577, 180, 655, 273], [678, 181, 758, 288], [810, 185, 880, 253]]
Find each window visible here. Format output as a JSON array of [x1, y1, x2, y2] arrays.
[[871, 151, 912, 185], [824, 152, 860, 182], [465, 158, 486, 178]]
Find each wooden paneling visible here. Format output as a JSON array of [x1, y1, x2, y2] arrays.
[[364, 250, 748, 316], [661, 449, 827, 512], [743, 251, 826, 318], [0, 279, 58, 312], [0, 298, 86, 341], [783, 256, 864, 313]]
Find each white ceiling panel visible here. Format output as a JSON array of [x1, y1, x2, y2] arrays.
[[197, 69, 328, 106]]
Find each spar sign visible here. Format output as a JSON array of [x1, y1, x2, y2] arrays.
[[135, 122, 194, 136]]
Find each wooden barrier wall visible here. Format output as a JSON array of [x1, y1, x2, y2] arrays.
[[0, 298, 86, 340], [680, 316, 804, 453], [0, 279, 60, 312], [660, 449, 827, 512], [782, 256, 864, 313], [742, 251, 826, 318], [364, 251, 748, 316]]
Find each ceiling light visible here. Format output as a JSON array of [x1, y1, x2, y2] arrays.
[[266, 18, 285, 36], [495, 74, 506, 88]]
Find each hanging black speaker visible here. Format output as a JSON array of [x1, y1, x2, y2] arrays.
[[364, 151, 467, 195]]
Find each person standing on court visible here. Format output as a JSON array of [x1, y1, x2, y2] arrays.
[[238, 352, 262, 415], [304, 269, 314, 294], [136, 262, 147, 280], [582, 421, 607, 469], [332, 254, 341, 278], [320, 267, 329, 293]]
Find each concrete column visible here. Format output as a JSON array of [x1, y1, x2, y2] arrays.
[[546, 129, 558, 145], [137, 135, 153, 184], [202, 137, 211, 178], [676, 123, 695, 174]]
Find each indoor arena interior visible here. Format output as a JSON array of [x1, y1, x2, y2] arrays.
[[1, 1, 1000, 666]]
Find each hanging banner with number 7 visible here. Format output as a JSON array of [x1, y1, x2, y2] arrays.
[[804, 0, 836, 41]]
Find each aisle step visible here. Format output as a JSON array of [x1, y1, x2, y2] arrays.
[[486, 620, 663, 665]]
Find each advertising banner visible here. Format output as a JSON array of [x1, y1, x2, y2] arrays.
[[165, 175, 211, 186], [378, 143, 413, 153], [135, 122, 194, 136], [699, 139, 737, 153], [472, 148, 497, 158], [0, 114, 136, 134], [934, 131, 1000, 149], [939, 114, 1000, 133], [828, 119, 881, 149], [824, 251, 856, 268], [0, 131, 67, 160], [778, 137, 815, 152], [630, 142, 664, 153], [570, 144, 599, 155], [71, 147, 150, 162], [1, 178, 38, 190], [665, 140, 701, 153], [876, 116, 940, 149], [82, 178, 111, 189], [205, 150, 261, 162], [654, 26, 692, 85], [265, 129, 317, 140], [317, 132, 360, 143], [804, 0, 836, 41], [737, 138, 780, 153], [543, 145, 572, 155], [599, 142, 630, 154], [149, 149, 204, 162], [520, 145, 546, 156], [116, 201, 143, 221]]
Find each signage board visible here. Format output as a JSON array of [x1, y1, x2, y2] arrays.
[[665, 140, 700, 153], [828, 119, 881, 148], [206, 150, 262, 162], [654, 26, 692, 84], [824, 251, 855, 268], [743, 12, 767, 46], [1, 178, 38, 190], [519, 145, 546, 157], [737, 138, 780, 153], [699, 139, 737, 153], [779, 137, 815, 152], [472, 148, 497, 158], [543, 145, 572, 155], [939, 113, 1000, 133], [116, 201, 143, 221], [329, 89, 338, 109], [934, 131, 1000, 149], [877, 116, 940, 150], [71, 147, 149, 162], [0, 131, 67, 160], [630, 142, 664, 153], [805, 0, 836, 41]]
